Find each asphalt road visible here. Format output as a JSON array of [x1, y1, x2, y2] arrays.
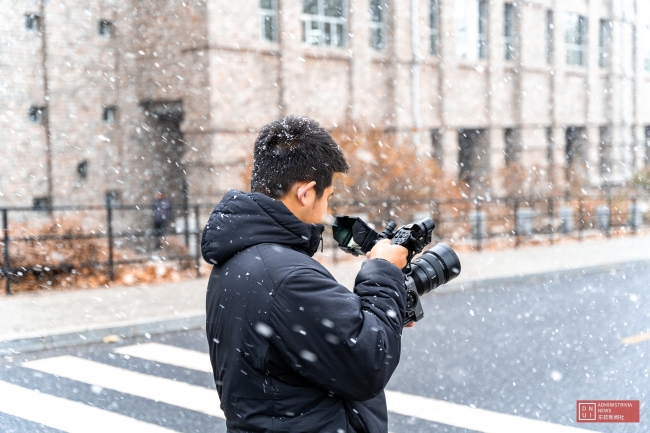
[[0, 262, 648, 432]]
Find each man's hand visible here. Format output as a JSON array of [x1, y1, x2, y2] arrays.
[[366, 239, 408, 270]]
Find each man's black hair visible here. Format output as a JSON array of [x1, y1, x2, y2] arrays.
[[251, 115, 349, 199]]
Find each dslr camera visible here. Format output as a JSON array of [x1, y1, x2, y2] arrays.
[[332, 216, 461, 326]]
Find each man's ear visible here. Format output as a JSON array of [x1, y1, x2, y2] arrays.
[[296, 181, 317, 205]]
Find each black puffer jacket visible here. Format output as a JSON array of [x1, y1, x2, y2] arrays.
[[202, 190, 406, 433]]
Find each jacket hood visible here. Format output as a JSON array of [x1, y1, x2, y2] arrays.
[[201, 190, 324, 265]]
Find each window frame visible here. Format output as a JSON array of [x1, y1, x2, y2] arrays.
[[430, 0, 440, 55], [565, 13, 587, 67], [99, 20, 113, 38], [259, 0, 278, 42], [455, 0, 488, 60], [546, 10, 554, 64], [504, 3, 516, 61], [598, 19, 612, 68], [302, 0, 347, 48], [103, 106, 117, 124], [477, 0, 488, 59], [25, 14, 41, 31], [369, 0, 385, 51], [28, 106, 46, 124]]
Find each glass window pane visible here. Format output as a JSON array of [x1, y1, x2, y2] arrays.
[[337, 24, 344, 46], [304, 0, 318, 14], [324, 0, 344, 17], [261, 0, 274, 10], [264, 16, 275, 41], [324, 22, 332, 45], [310, 20, 321, 45], [370, 0, 382, 22]]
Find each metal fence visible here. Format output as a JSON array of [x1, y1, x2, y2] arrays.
[[2, 193, 648, 294], [327, 193, 649, 256], [0, 203, 215, 295]]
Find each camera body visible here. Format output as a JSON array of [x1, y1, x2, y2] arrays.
[[332, 216, 461, 326]]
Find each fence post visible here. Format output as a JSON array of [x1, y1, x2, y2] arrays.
[[183, 180, 190, 248], [106, 204, 115, 281], [513, 199, 520, 248], [547, 198, 554, 245], [2, 209, 10, 295], [475, 199, 483, 252], [606, 194, 612, 238], [578, 198, 584, 242], [194, 205, 201, 277], [632, 197, 638, 235]]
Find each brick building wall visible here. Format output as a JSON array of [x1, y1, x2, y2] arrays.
[[1, 0, 649, 212]]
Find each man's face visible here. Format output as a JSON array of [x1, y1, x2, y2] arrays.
[[303, 185, 334, 225]]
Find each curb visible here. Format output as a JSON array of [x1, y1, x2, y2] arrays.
[[0, 315, 205, 356]]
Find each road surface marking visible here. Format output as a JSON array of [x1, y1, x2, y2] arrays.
[[620, 330, 650, 345], [115, 342, 212, 373], [114, 343, 593, 433], [22, 356, 225, 419], [385, 390, 594, 433], [0, 380, 177, 433]]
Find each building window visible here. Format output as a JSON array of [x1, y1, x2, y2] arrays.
[[99, 20, 113, 37], [302, 0, 346, 47], [458, 128, 490, 189], [105, 190, 121, 208], [599, 126, 613, 178], [25, 14, 41, 31], [369, 0, 385, 50], [430, 128, 444, 167], [455, 0, 488, 60], [645, 126, 650, 165], [546, 127, 554, 166], [77, 160, 89, 180], [599, 20, 612, 68], [103, 106, 117, 123], [565, 126, 588, 168], [29, 106, 46, 124], [546, 10, 554, 64], [504, 3, 516, 60], [259, 0, 278, 42], [565, 13, 587, 66], [504, 128, 522, 165], [430, 0, 440, 55], [33, 197, 50, 211]]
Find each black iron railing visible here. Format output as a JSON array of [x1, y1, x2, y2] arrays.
[[2, 193, 648, 294]]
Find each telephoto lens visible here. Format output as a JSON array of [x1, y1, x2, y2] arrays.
[[405, 243, 461, 297], [403, 243, 461, 325]]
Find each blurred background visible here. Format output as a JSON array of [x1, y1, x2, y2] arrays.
[[1, 0, 650, 290], [1, 0, 649, 205]]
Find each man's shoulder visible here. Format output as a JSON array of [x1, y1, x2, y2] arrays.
[[251, 243, 333, 278]]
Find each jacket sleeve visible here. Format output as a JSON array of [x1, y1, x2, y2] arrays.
[[268, 259, 406, 401]]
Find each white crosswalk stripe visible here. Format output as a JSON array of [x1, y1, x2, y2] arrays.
[[22, 355, 225, 419], [0, 380, 177, 433], [115, 342, 212, 373], [115, 343, 594, 433], [0, 341, 598, 433]]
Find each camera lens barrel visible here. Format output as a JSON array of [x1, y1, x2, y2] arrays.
[[405, 243, 461, 296]]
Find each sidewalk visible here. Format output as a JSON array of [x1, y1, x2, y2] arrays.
[[2, 235, 650, 354]]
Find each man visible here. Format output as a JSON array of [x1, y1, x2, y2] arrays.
[[152, 189, 173, 250], [202, 116, 408, 432]]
